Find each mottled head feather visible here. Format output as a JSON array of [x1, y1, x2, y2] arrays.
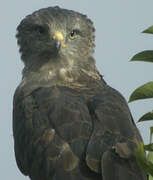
[[16, 6, 95, 66]]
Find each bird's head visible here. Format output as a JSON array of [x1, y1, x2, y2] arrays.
[[16, 6, 95, 68]]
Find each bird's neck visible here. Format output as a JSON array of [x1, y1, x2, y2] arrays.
[[22, 56, 102, 87]]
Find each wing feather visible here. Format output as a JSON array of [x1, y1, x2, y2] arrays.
[[86, 86, 147, 179], [13, 86, 96, 180]]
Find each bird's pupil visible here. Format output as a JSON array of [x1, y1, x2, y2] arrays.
[[70, 31, 75, 37]]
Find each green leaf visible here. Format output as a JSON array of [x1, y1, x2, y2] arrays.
[[144, 143, 153, 151], [143, 26, 153, 34], [130, 50, 153, 63], [134, 142, 147, 164], [148, 151, 153, 180], [148, 128, 153, 180], [150, 127, 153, 136], [134, 142, 153, 176], [149, 172, 153, 180], [129, 82, 153, 102], [148, 151, 153, 162], [138, 111, 153, 122], [150, 127, 153, 146]]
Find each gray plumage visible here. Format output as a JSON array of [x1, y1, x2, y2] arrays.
[[13, 6, 147, 180]]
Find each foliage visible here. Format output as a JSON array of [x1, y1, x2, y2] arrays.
[[129, 82, 153, 102], [129, 25, 153, 178], [134, 142, 153, 177]]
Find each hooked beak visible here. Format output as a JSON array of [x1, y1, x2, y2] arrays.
[[52, 31, 66, 50]]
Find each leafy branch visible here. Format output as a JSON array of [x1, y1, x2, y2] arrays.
[[129, 25, 153, 179]]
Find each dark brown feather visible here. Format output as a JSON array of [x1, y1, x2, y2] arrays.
[[13, 6, 147, 180]]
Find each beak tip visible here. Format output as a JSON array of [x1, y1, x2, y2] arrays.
[[55, 39, 61, 49]]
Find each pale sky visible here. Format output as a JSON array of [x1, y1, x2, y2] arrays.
[[1, 0, 153, 179]]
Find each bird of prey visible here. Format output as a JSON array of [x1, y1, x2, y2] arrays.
[[13, 6, 147, 180]]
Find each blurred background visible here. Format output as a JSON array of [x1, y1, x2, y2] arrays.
[[1, 0, 153, 179]]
